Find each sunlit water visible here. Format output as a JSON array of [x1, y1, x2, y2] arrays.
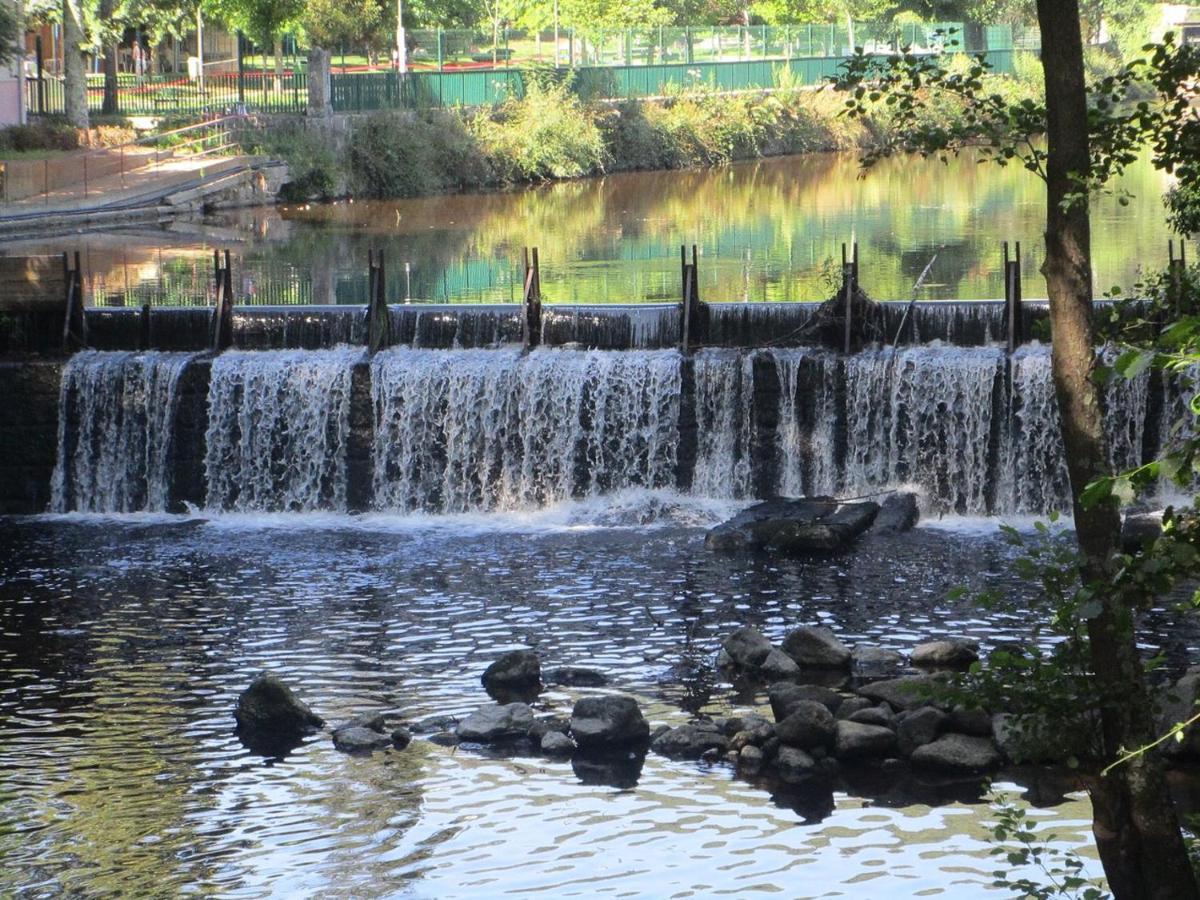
[[0, 496, 1153, 897], [9, 149, 1174, 307]]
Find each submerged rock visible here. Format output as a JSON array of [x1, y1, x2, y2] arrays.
[[911, 639, 979, 670], [705, 498, 880, 555], [333, 725, 393, 754], [570, 696, 650, 750], [543, 667, 609, 688], [482, 650, 542, 693], [457, 703, 534, 743], [773, 746, 818, 783], [391, 727, 413, 750], [781, 626, 852, 670], [541, 731, 576, 755], [851, 646, 906, 680], [651, 723, 728, 760], [234, 673, 324, 752]]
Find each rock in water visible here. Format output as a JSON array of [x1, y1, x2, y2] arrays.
[[457, 703, 535, 743], [834, 721, 897, 760], [781, 626, 852, 669], [871, 492, 920, 534], [651, 723, 728, 760], [705, 498, 880, 555], [910, 733, 1001, 774], [721, 627, 774, 669], [775, 701, 836, 751], [570, 696, 650, 750], [234, 673, 324, 751], [333, 726, 393, 754], [911, 639, 979, 670], [482, 650, 542, 691]]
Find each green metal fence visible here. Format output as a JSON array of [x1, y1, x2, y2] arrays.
[[26, 21, 1038, 117], [327, 49, 1024, 111]]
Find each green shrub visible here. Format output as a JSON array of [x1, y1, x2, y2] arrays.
[[470, 81, 605, 182], [347, 110, 491, 198]]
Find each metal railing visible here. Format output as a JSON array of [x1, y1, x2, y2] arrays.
[[0, 115, 248, 206]]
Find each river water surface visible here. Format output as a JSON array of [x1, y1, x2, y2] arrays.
[[0, 499, 1145, 897], [5, 149, 1175, 308]]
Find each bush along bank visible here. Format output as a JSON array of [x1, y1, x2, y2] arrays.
[[257, 69, 1043, 202]]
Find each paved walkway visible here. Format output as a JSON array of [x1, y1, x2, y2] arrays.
[[0, 153, 255, 222]]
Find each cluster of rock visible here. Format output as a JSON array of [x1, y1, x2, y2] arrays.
[[705, 493, 919, 555], [234, 672, 412, 756], [704, 625, 1003, 780]]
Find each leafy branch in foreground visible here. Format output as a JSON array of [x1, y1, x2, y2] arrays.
[[989, 789, 1110, 900]]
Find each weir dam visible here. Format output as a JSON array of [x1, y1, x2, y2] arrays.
[[0, 297, 1181, 517]]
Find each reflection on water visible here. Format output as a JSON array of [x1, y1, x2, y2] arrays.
[[9, 149, 1173, 308], [0, 500, 1132, 896]]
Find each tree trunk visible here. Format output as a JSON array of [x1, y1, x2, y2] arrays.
[[102, 42, 118, 115], [62, 0, 88, 128], [274, 40, 283, 92], [1036, 2, 1198, 897]]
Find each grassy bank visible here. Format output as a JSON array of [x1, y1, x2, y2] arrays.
[[250, 59, 1045, 202]]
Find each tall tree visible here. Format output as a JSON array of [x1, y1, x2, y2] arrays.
[[1036, 3, 1195, 894], [835, 1, 1200, 895], [211, 0, 303, 87], [62, 0, 89, 127]]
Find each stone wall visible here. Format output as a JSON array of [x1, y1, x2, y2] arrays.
[[0, 361, 62, 514]]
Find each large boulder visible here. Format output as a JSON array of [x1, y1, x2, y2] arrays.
[[775, 701, 836, 751], [834, 721, 897, 760], [911, 639, 979, 670], [482, 650, 542, 691], [856, 674, 945, 711], [651, 723, 729, 760], [457, 703, 534, 743], [782, 626, 852, 670], [234, 673, 324, 751], [705, 498, 880, 555], [911, 733, 1001, 774], [570, 696, 650, 750], [769, 682, 843, 720]]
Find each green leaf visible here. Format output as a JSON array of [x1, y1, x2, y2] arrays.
[[1080, 477, 1114, 510]]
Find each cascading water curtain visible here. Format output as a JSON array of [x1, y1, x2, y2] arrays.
[[51, 351, 196, 513], [204, 349, 361, 512], [370, 348, 682, 513]]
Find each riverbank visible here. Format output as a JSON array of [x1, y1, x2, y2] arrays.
[[247, 61, 1043, 202]]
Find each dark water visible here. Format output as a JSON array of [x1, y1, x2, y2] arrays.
[[6, 150, 1174, 308], [0, 501, 1144, 897]]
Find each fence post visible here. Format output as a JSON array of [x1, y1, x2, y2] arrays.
[[1003, 241, 1024, 352], [437, 29, 444, 72], [62, 252, 87, 352], [211, 249, 234, 352], [522, 246, 542, 351], [367, 249, 392, 354], [140, 302, 152, 350], [841, 242, 854, 354]]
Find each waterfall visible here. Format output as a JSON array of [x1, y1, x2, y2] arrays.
[[51, 351, 195, 513], [204, 349, 362, 512], [371, 348, 681, 512], [49, 340, 1174, 518], [691, 349, 755, 498]]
